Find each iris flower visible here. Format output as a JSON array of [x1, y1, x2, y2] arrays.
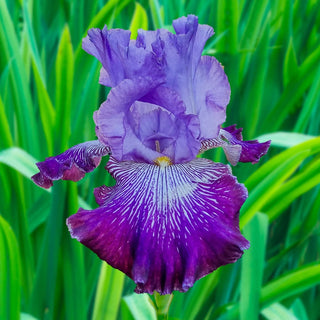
[[32, 15, 270, 294]]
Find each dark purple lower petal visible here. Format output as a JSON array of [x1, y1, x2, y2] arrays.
[[32, 140, 110, 189], [200, 125, 271, 165], [67, 157, 249, 294]]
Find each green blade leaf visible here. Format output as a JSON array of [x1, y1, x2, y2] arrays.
[[123, 294, 157, 320], [261, 263, 320, 307], [0, 215, 21, 320], [55, 25, 74, 151], [130, 2, 148, 39], [92, 263, 125, 320], [240, 213, 268, 320], [240, 150, 309, 228]]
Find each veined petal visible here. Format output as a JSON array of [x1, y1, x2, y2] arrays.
[[94, 78, 201, 163], [32, 140, 110, 188], [82, 26, 165, 87], [200, 126, 271, 165], [67, 157, 249, 294]]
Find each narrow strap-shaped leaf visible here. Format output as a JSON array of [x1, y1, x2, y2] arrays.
[[261, 263, 320, 307], [0, 215, 21, 320], [29, 182, 67, 319], [257, 132, 315, 149], [0, 0, 39, 155], [265, 158, 320, 221], [0, 96, 13, 148], [240, 0, 269, 50], [283, 38, 299, 87], [130, 2, 148, 39], [31, 60, 55, 154], [216, 0, 238, 54], [240, 150, 309, 228], [224, 263, 320, 319], [123, 294, 157, 320], [55, 25, 74, 152], [245, 137, 320, 190], [264, 45, 320, 131], [63, 184, 87, 320], [92, 262, 125, 320], [149, 0, 164, 29], [294, 64, 320, 133], [240, 213, 268, 320], [261, 303, 298, 320], [241, 19, 269, 138]]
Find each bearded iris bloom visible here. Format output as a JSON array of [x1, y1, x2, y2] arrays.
[[32, 15, 270, 294]]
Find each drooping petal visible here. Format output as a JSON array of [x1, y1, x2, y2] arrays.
[[67, 157, 249, 294], [32, 140, 110, 189], [200, 125, 271, 165]]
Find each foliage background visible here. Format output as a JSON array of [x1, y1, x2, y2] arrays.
[[1, 0, 320, 319]]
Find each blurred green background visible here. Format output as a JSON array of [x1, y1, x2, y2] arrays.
[[1, 0, 320, 319]]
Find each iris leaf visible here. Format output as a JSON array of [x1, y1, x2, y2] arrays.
[[240, 213, 268, 320], [240, 150, 309, 228], [261, 303, 298, 320], [245, 137, 320, 191], [0, 96, 13, 148], [124, 294, 157, 320], [0, 215, 21, 320], [130, 2, 148, 39], [92, 262, 125, 320], [149, 0, 164, 29], [55, 25, 74, 151]]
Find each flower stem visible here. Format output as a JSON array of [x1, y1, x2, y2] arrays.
[[154, 292, 173, 320]]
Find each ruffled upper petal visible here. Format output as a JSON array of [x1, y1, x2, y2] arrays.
[[94, 78, 201, 163], [200, 125, 271, 165], [82, 26, 165, 87], [67, 157, 249, 294], [83, 15, 230, 142], [32, 140, 110, 188], [157, 15, 230, 139], [194, 56, 230, 139]]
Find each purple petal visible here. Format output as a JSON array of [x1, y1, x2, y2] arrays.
[[162, 15, 230, 139], [200, 125, 271, 165], [94, 78, 201, 163], [82, 26, 165, 87], [194, 56, 230, 139], [32, 140, 110, 189], [67, 157, 249, 294], [83, 16, 230, 142]]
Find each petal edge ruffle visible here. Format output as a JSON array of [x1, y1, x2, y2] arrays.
[[32, 140, 110, 188], [67, 157, 249, 294]]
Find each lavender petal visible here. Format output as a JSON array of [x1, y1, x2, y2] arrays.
[[82, 26, 165, 87], [94, 78, 201, 163]]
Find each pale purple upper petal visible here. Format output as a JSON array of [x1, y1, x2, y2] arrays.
[[83, 15, 230, 143], [94, 78, 201, 163], [32, 140, 110, 188], [67, 157, 249, 294], [157, 15, 230, 139], [195, 56, 230, 139], [82, 26, 165, 87]]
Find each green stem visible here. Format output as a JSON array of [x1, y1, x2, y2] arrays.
[[154, 292, 173, 320]]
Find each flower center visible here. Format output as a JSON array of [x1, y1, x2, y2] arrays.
[[154, 156, 172, 167]]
